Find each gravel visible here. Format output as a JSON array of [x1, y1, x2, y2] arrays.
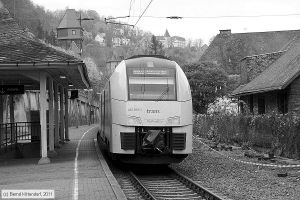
[[171, 136, 300, 200]]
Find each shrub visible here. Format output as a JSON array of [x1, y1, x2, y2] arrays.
[[193, 113, 300, 159]]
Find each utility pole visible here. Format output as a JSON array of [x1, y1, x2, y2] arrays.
[[13, 0, 16, 18], [77, 12, 94, 56]]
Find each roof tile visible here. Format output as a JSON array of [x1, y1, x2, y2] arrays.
[[232, 37, 300, 96], [57, 9, 81, 29]]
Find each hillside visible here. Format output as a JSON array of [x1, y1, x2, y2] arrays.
[[1, 0, 206, 73]]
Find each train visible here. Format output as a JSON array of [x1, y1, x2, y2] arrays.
[[98, 55, 193, 164]]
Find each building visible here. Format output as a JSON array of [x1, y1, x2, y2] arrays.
[[156, 29, 172, 48], [57, 9, 83, 51], [231, 37, 300, 115], [201, 29, 300, 74], [111, 36, 130, 47], [158, 29, 172, 48], [156, 29, 186, 48], [95, 33, 106, 46], [111, 27, 130, 47], [121, 38, 130, 46], [0, 5, 90, 164], [112, 37, 122, 47], [56, 9, 95, 119], [172, 36, 186, 48]]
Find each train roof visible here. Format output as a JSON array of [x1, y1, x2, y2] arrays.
[[124, 55, 176, 69], [126, 55, 170, 60]]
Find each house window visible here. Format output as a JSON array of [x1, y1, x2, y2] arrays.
[[277, 91, 288, 114], [257, 96, 265, 114], [249, 95, 254, 114], [72, 30, 76, 35], [240, 102, 244, 113]]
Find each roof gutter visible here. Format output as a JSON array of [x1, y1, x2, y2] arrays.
[[0, 61, 91, 88], [231, 86, 283, 97], [0, 62, 82, 69]]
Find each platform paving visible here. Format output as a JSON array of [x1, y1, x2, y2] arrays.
[[0, 125, 126, 200]]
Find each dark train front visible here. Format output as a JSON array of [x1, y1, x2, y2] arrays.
[[98, 56, 192, 164]]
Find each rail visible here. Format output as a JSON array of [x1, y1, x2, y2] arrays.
[[129, 171, 157, 200], [172, 167, 229, 200], [0, 122, 40, 154], [125, 167, 229, 200]]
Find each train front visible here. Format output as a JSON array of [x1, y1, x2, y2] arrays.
[[110, 56, 192, 164]]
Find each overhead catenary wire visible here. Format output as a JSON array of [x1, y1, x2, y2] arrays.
[[105, 0, 154, 27], [129, 13, 300, 19], [104, 12, 300, 27], [134, 0, 154, 26], [104, 2, 300, 27]]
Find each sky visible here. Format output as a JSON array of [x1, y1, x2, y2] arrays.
[[31, 0, 300, 44]]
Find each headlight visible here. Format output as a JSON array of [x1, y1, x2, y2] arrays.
[[128, 116, 142, 125], [167, 116, 180, 125]]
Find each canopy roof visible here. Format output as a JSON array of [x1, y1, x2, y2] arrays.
[[0, 6, 90, 89]]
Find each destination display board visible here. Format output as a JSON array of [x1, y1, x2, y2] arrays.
[[0, 85, 25, 95], [127, 67, 175, 77]]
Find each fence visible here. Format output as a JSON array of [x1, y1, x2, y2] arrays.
[[0, 122, 40, 154]]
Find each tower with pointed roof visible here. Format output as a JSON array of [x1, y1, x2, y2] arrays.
[[164, 29, 170, 38], [57, 9, 82, 51]]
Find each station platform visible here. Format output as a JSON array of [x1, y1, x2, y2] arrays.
[[0, 125, 127, 200]]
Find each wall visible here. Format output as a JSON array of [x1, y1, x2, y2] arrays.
[[57, 29, 68, 38], [1, 91, 99, 126], [57, 28, 81, 40], [245, 79, 300, 115], [288, 76, 300, 114], [68, 99, 100, 127], [1, 92, 38, 123], [240, 91, 279, 115], [240, 51, 284, 85], [57, 39, 81, 50]]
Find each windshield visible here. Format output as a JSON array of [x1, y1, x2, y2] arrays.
[[127, 67, 176, 101]]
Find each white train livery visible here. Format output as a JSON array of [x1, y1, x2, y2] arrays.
[[98, 55, 192, 164]]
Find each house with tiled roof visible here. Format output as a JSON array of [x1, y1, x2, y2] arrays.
[[201, 29, 300, 74], [57, 9, 82, 51], [231, 37, 300, 115], [156, 29, 186, 48]]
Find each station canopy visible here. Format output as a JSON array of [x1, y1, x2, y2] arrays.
[[0, 6, 91, 90]]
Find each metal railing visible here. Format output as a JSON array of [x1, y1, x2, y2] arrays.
[[0, 122, 40, 154]]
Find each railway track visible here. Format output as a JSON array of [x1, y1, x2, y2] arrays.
[[100, 141, 227, 200], [119, 166, 227, 200]]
